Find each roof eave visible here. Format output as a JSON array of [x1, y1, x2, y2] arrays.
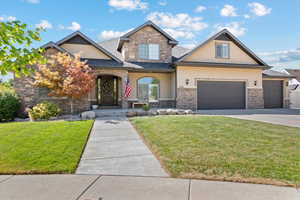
[[175, 61, 270, 69]]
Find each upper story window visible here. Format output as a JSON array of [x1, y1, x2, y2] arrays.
[[216, 43, 230, 59], [139, 44, 160, 60]]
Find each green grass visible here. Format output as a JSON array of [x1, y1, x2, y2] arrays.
[[0, 120, 93, 174], [131, 116, 300, 186]]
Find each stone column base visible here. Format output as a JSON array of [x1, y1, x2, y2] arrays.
[[176, 87, 197, 110], [247, 88, 264, 109]]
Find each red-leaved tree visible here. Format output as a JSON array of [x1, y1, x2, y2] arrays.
[[34, 52, 95, 114]]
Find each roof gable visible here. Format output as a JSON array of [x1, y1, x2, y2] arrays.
[[56, 31, 122, 63], [117, 20, 178, 51], [177, 29, 268, 66], [41, 42, 73, 55]]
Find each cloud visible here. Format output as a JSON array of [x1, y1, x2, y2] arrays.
[[220, 5, 237, 17], [164, 28, 195, 39], [158, 1, 167, 6], [248, 2, 271, 16], [99, 30, 130, 40], [0, 16, 17, 22], [195, 5, 206, 13], [24, 0, 40, 4], [214, 22, 246, 36], [108, 0, 148, 11], [258, 48, 300, 64], [35, 20, 52, 29], [59, 22, 81, 31], [244, 14, 251, 19], [147, 12, 208, 31]]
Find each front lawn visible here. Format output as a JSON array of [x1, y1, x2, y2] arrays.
[[0, 120, 93, 174], [131, 116, 300, 186]]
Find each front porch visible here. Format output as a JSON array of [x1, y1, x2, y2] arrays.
[[88, 69, 176, 110]]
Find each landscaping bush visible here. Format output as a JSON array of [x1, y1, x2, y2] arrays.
[[0, 92, 20, 122], [142, 103, 151, 111], [28, 101, 61, 121]]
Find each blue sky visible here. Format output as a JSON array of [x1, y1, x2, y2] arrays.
[[1, 0, 300, 80]]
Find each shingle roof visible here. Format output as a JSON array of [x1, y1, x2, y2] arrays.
[[286, 69, 300, 81], [263, 69, 296, 78]]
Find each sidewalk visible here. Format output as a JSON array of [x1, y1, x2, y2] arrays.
[[76, 116, 167, 177], [0, 175, 299, 200]]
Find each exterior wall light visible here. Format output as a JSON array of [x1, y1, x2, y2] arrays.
[[185, 79, 190, 86], [254, 80, 257, 86]]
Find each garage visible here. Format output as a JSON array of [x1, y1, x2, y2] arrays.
[[197, 81, 246, 109], [263, 80, 283, 108]]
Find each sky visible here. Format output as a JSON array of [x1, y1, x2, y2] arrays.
[[1, 0, 300, 80]]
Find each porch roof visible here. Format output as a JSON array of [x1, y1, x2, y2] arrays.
[[85, 59, 175, 72]]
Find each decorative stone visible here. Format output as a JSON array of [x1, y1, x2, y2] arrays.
[[157, 109, 167, 115], [81, 111, 96, 120], [185, 110, 193, 115], [126, 111, 137, 117], [176, 110, 186, 115]]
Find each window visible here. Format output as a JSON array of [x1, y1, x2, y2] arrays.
[[216, 43, 229, 58], [138, 44, 159, 60], [137, 77, 159, 102]]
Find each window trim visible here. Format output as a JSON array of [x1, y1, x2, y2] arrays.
[[138, 44, 160, 60], [137, 77, 160, 102], [215, 42, 230, 59]]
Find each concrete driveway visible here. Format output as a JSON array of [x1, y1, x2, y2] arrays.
[[198, 109, 300, 128]]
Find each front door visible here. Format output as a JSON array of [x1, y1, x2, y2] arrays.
[[97, 76, 118, 106]]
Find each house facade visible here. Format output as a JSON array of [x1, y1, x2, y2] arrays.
[[14, 21, 294, 113]]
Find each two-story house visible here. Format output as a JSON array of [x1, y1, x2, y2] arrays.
[[14, 21, 294, 113]]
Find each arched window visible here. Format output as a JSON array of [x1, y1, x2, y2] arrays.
[[138, 77, 159, 102]]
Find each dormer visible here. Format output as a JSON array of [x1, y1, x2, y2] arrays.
[[117, 21, 178, 63]]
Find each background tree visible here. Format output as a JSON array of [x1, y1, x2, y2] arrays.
[[33, 52, 95, 114], [0, 20, 45, 76]]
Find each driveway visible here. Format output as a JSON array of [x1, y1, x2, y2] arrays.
[[0, 175, 299, 200], [198, 109, 300, 128], [76, 116, 167, 177]]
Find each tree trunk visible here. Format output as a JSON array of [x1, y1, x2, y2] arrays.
[[70, 98, 74, 115]]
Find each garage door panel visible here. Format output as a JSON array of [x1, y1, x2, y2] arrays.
[[263, 80, 283, 108], [197, 81, 246, 109]]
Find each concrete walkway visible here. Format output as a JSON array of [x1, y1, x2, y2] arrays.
[[0, 175, 299, 200], [76, 116, 167, 177], [198, 109, 300, 128]]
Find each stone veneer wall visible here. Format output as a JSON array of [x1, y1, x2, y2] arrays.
[[176, 87, 197, 110], [247, 88, 264, 109], [121, 26, 172, 63], [14, 75, 90, 114]]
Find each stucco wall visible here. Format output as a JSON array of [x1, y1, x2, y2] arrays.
[[61, 44, 111, 59], [121, 26, 172, 63], [184, 40, 258, 65], [177, 66, 263, 89], [127, 72, 175, 101]]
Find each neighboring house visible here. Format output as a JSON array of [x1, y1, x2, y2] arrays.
[[14, 21, 295, 113], [286, 69, 300, 109]]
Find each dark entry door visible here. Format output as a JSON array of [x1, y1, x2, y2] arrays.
[[263, 80, 283, 108], [97, 76, 118, 106], [197, 81, 246, 109]]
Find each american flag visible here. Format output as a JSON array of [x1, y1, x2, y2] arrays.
[[124, 78, 132, 98]]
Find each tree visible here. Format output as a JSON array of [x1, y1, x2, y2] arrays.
[[0, 20, 45, 76], [34, 52, 95, 114]]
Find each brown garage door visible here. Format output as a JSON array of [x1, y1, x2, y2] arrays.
[[197, 81, 246, 109], [263, 80, 283, 108]]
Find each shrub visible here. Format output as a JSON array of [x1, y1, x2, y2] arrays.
[[28, 101, 61, 121], [142, 103, 151, 111], [0, 92, 20, 122]]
